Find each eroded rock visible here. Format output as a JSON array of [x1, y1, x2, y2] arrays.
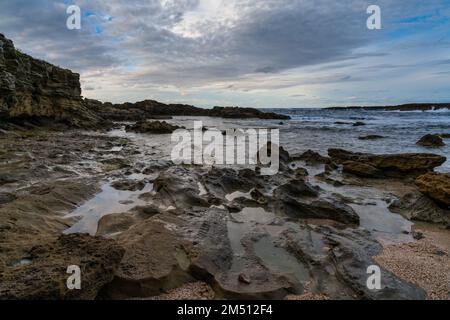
[[416, 134, 445, 147], [416, 173, 450, 207], [126, 120, 182, 134], [0, 234, 124, 300], [328, 149, 446, 178]]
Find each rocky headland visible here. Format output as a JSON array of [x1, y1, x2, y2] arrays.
[[327, 103, 450, 112], [1, 34, 449, 300]]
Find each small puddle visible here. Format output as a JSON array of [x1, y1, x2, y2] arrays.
[[305, 165, 414, 243], [254, 236, 310, 284], [227, 207, 276, 273], [350, 201, 413, 242], [12, 258, 32, 267], [231, 207, 274, 224], [64, 182, 153, 236]]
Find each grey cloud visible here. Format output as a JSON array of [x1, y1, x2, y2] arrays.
[[1, 0, 448, 98]]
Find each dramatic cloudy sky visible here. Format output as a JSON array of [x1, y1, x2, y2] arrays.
[[1, 0, 449, 107]]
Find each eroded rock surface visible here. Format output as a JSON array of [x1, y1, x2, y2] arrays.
[[416, 173, 450, 207], [0, 234, 124, 300], [328, 148, 446, 178], [126, 120, 183, 134], [0, 34, 103, 128], [417, 134, 445, 148]]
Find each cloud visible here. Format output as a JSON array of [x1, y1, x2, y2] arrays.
[[1, 0, 449, 107]]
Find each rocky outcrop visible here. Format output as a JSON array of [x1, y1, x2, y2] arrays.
[[0, 34, 103, 128], [88, 99, 291, 121], [389, 192, 450, 227], [328, 149, 446, 178], [125, 120, 182, 134], [0, 234, 124, 300], [416, 134, 445, 147], [208, 106, 290, 120], [415, 173, 450, 207]]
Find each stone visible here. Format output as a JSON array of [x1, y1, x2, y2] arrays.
[[238, 273, 252, 284], [416, 134, 445, 147], [111, 179, 146, 191], [416, 173, 450, 206], [126, 120, 182, 134], [328, 148, 446, 178]]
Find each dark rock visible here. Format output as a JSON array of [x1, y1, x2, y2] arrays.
[[291, 150, 331, 164], [412, 231, 424, 240], [273, 194, 359, 225], [328, 148, 446, 178], [389, 193, 450, 227], [90, 99, 290, 121], [126, 120, 182, 134], [153, 167, 210, 208], [359, 135, 384, 140], [238, 273, 252, 285], [208, 106, 290, 120], [274, 180, 320, 198], [111, 179, 146, 191], [416, 134, 445, 147], [341, 161, 383, 178], [334, 121, 351, 125]]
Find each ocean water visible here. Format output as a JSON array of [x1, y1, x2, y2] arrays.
[[268, 108, 450, 172], [108, 108, 450, 173]]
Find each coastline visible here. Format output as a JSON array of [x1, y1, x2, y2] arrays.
[[1, 33, 449, 301]]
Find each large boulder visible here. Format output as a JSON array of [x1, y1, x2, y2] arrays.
[[328, 149, 446, 178], [415, 173, 450, 207], [416, 134, 445, 147]]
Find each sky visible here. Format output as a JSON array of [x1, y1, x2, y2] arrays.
[[1, 0, 449, 108]]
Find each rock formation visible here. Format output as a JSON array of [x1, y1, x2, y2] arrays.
[[125, 120, 183, 134], [0, 34, 103, 128], [416, 134, 445, 147], [416, 173, 450, 207], [328, 149, 446, 178]]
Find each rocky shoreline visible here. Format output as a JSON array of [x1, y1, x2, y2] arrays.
[[0, 124, 448, 300], [1, 33, 449, 300]]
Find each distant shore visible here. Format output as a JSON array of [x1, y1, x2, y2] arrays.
[[326, 103, 450, 112]]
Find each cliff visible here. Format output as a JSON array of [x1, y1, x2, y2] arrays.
[[0, 33, 288, 127], [0, 34, 102, 128]]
